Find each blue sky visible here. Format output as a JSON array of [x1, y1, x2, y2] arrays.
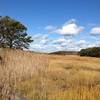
[[0, 0, 100, 52]]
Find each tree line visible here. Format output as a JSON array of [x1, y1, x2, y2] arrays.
[[79, 47, 100, 57]]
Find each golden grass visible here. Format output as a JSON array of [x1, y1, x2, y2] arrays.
[[0, 48, 48, 100], [46, 55, 100, 100], [0, 49, 100, 100]]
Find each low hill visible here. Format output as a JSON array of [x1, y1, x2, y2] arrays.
[[49, 51, 78, 55]]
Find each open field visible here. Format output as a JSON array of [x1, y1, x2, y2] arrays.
[[0, 49, 100, 100], [47, 55, 100, 100]]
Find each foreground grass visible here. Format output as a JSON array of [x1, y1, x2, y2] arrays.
[[0, 49, 100, 100]]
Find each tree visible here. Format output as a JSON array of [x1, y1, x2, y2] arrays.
[[0, 16, 33, 49], [79, 47, 100, 57]]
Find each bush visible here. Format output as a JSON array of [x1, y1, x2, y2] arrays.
[[79, 47, 100, 57]]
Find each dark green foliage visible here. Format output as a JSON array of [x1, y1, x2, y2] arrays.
[[79, 47, 100, 57], [0, 16, 33, 49]]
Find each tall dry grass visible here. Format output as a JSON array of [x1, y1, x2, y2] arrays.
[[0, 48, 48, 100], [0, 49, 100, 100], [47, 55, 100, 100]]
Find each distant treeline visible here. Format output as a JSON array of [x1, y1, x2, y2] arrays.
[[79, 47, 100, 57]]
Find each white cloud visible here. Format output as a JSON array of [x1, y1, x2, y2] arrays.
[[28, 18, 100, 53], [45, 19, 84, 36], [64, 19, 76, 24], [30, 34, 50, 52], [55, 24, 83, 35], [49, 37, 88, 51], [90, 27, 100, 35], [51, 38, 99, 52], [77, 40, 86, 45], [52, 38, 67, 44], [30, 33, 100, 53], [29, 19, 100, 53], [45, 25, 56, 30]]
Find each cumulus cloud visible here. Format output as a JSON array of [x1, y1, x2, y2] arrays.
[[55, 24, 84, 35], [30, 33, 100, 53], [49, 37, 88, 51], [30, 34, 50, 52], [29, 19, 100, 52], [52, 38, 67, 44], [76, 40, 87, 46], [90, 27, 100, 35], [45, 19, 84, 36], [51, 37, 99, 52]]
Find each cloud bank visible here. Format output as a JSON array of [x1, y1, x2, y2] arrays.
[[30, 19, 100, 53], [45, 19, 84, 36], [30, 34, 99, 53]]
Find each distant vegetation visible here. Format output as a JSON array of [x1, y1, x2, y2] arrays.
[[79, 47, 100, 57], [49, 47, 100, 58], [49, 51, 78, 55]]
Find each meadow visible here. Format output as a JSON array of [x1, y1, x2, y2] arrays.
[[0, 49, 100, 100]]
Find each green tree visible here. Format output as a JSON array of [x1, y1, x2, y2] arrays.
[[0, 16, 33, 49], [79, 47, 100, 57]]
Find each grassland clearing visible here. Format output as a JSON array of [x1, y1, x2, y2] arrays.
[[0, 49, 100, 100]]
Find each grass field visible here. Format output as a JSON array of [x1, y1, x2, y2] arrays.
[[0, 49, 100, 100]]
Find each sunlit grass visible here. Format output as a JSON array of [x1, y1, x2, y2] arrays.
[[0, 49, 100, 100]]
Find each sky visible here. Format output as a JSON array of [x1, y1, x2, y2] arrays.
[[0, 0, 100, 52]]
